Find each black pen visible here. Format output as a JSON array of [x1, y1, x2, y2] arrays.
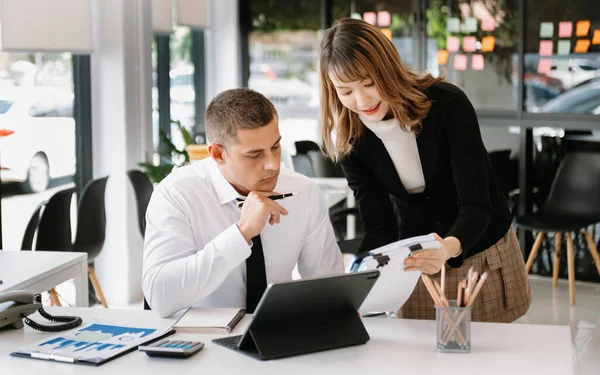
[[236, 192, 298, 208]]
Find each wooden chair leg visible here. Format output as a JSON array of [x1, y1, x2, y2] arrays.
[[88, 266, 108, 308], [553, 233, 562, 287], [566, 232, 576, 306], [525, 232, 545, 273], [49, 288, 62, 306], [583, 229, 600, 277]]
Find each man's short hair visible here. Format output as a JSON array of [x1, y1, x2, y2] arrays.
[[205, 88, 278, 147]]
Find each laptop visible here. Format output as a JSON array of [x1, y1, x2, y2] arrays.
[[212, 270, 380, 360]]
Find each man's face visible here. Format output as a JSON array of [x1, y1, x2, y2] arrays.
[[215, 116, 282, 195]]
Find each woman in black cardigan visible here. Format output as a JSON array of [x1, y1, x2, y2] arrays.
[[319, 18, 531, 322]]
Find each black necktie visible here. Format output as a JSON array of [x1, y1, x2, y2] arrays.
[[236, 198, 267, 313]]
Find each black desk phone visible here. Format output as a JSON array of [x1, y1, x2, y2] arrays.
[[0, 290, 82, 332]]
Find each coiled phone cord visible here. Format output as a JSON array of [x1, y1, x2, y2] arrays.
[[23, 294, 83, 332]]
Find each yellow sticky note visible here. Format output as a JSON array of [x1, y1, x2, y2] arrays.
[[576, 20, 591, 37], [481, 36, 495, 52], [437, 50, 449, 65], [593, 30, 600, 45], [574, 39, 591, 53]]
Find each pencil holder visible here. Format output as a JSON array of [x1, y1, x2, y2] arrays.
[[435, 300, 471, 353]]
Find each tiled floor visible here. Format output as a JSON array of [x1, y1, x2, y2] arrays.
[[54, 275, 600, 374]]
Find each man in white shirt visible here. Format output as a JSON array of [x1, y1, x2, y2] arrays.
[[143, 88, 344, 317]]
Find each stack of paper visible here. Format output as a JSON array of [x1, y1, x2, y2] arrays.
[[348, 234, 441, 314]]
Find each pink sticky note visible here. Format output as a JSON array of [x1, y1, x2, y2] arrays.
[[377, 11, 391, 27], [558, 22, 573, 38], [482, 17, 495, 32], [472, 54, 484, 70], [539, 40, 553, 56], [454, 54, 467, 71], [537, 59, 552, 74], [363, 12, 376, 26], [447, 36, 460, 52], [463, 36, 477, 52]]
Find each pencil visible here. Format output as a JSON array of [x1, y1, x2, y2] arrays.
[[236, 192, 298, 207]]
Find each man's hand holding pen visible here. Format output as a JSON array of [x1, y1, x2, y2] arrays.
[[237, 191, 292, 243]]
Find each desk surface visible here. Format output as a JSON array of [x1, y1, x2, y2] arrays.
[[0, 251, 87, 293], [0, 307, 573, 375]]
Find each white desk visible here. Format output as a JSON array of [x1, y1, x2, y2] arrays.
[[0, 307, 573, 374], [0, 251, 88, 307]]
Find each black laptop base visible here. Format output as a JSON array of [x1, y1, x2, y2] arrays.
[[212, 310, 369, 360]]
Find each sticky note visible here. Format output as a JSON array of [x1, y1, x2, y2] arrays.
[[363, 12, 376, 25], [454, 54, 467, 71], [481, 36, 495, 52], [540, 22, 554, 38], [537, 59, 552, 74], [447, 36, 460, 52], [447, 17, 460, 33], [463, 36, 477, 52], [593, 30, 600, 45], [350, 13, 362, 20], [558, 22, 573, 38], [465, 17, 477, 33], [472, 54, 484, 70], [574, 39, 591, 53], [377, 11, 391, 27], [556, 60, 569, 72], [557, 40, 571, 55], [482, 17, 495, 32], [576, 20, 591, 36], [437, 50, 449, 65], [539, 40, 553, 56], [380, 28, 392, 41]]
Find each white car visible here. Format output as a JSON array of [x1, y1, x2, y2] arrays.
[[0, 86, 75, 193]]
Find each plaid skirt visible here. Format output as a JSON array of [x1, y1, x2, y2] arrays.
[[397, 228, 532, 323]]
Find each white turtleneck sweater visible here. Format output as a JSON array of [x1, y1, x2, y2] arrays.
[[360, 117, 426, 194]]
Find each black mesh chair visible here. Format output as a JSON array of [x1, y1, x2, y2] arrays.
[[72, 177, 109, 308], [515, 152, 600, 305], [127, 170, 154, 236]]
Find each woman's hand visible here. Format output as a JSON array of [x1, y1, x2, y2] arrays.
[[404, 233, 461, 274]]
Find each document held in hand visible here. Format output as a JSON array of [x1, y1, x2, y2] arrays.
[[348, 234, 441, 314], [173, 308, 246, 333]]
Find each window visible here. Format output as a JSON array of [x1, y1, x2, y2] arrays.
[[426, 0, 519, 111], [525, 2, 600, 114], [0, 52, 75, 250]]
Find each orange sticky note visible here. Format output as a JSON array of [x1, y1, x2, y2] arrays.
[[454, 54, 467, 71], [539, 40, 553, 56], [380, 28, 392, 40], [481, 36, 495, 52], [472, 54, 484, 70], [363, 12, 376, 25], [437, 50, 449, 65], [576, 20, 591, 36], [463, 36, 477, 52], [574, 39, 591, 53], [482, 17, 495, 32], [537, 59, 552, 74], [593, 30, 600, 45], [447, 36, 460, 52], [558, 22, 573, 38]]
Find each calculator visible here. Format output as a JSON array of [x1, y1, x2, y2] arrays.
[[139, 339, 204, 358]]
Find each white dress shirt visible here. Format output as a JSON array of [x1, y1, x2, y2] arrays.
[[361, 117, 425, 194], [142, 158, 344, 317]]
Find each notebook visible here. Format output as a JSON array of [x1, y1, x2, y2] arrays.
[[173, 308, 246, 333]]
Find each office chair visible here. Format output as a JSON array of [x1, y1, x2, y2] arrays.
[[515, 152, 600, 305], [127, 170, 154, 235]]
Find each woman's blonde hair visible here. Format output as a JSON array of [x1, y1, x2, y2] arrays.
[[319, 18, 442, 161]]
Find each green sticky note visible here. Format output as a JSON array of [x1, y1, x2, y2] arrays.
[[447, 17, 460, 33], [557, 40, 571, 55], [556, 60, 569, 72], [540, 22, 554, 38]]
